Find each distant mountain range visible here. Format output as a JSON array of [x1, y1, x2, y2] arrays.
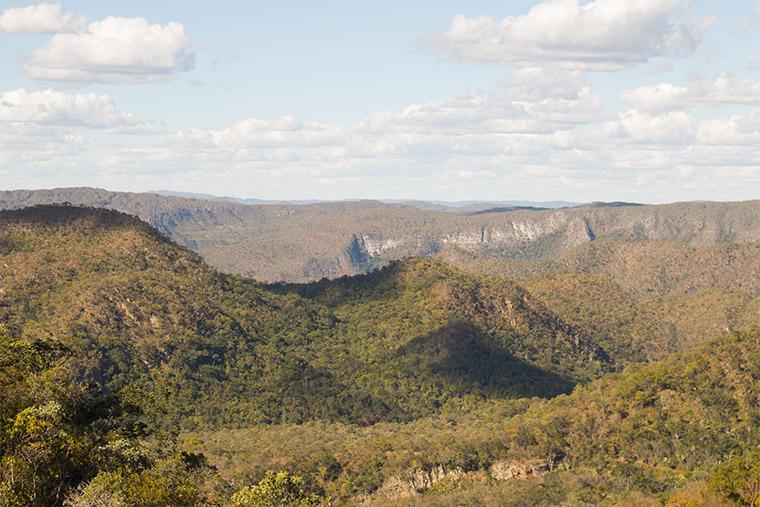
[[153, 189, 579, 212], [1, 187, 759, 283]]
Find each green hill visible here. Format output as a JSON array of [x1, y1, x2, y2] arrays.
[[440, 240, 760, 354], [0, 206, 609, 430]]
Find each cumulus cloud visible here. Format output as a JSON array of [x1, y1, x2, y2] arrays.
[[0, 3, 85, 33], [170, 117, 345, 151], [619, 83, 690, 114], [155, 72, 605, 171], [116, 76, 759, 200], [0, 89, 156, 184], [0, 88, 154, 133], [604, 109, 695, 143], [158, 72, 605, 169], [696, 111, 760, 146], [24, 16, 194, 83], [620, 75, 760, 113], [421, 0, 714, 70]]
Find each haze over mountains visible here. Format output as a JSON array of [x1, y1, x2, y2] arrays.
[[154, 189, 578, 212]]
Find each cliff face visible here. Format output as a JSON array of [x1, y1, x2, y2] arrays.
[[335, 202, 760, 280], [374, 457, 560, 500], [341, 212, 596, 274]]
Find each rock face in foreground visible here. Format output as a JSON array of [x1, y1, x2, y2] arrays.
[[490, 457, 560, 480], [374, 457, 562, 499], [377, 466, 465, 499]]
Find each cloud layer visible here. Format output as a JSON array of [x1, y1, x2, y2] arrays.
[[421, 0, 713, 70], [620, 76, 760, 113]]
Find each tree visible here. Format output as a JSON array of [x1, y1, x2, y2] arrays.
[[709, 452, 760, 506], [229, 470, 322, 507]]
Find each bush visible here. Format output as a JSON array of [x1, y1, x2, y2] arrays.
[[709, 451, 760, 506], [230, 470, 322, 507]]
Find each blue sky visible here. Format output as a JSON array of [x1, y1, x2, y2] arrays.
[[1, 0, 759, 202]]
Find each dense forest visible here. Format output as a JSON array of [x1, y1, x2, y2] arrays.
[[0, 205, 758, 505]]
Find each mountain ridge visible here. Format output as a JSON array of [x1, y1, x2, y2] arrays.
[[2, 188, 760, 283]]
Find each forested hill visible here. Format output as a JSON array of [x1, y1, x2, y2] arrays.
[[2, 188, 760, 282], [186, 330, 760, 506], [0, 205, 609, 430]]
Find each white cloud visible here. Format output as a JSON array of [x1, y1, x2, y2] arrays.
[[24, 16, 194, 83], [0, 3, 84, 33], [0, 88, 154, 133], [421, 0, 714, 70], [620, 75, 760, 113], [170, 117, 345, 151], [604, 109, 695, 143], [696, 110, 760, 146], [619, 83, 689, 114], [499, 67, 587, 101], [138, 79, 759, 200], [147, 72, 606, 169]]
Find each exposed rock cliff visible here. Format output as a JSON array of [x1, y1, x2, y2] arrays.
[[376, 465, 465, 499], [490, 457, 562, 480]]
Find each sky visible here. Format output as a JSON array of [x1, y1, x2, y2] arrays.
[[1, 0, 760, 203]]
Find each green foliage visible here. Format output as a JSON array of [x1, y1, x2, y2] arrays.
[[188, 331, 760, 504], [0, 332, 95, 506], [0, 324, 220, 506], [0, 206, 610, 431], [67, 455, 215, 507], [709, 451, 760, 506], [229, 470, 322, 507]]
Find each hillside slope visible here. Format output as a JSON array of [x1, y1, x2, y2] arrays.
[[440, 240, 760, 353], [2, 189, 760, 282], [186, 330, 760, 505], [0, 205, 609, 429]]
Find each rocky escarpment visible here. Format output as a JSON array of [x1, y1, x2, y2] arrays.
[[346, 233, 408, 268], [376, 465, 465, 499], [490, 457, 563, 480], [343, 212, 597, 273], [374, 456, 563, 500]]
